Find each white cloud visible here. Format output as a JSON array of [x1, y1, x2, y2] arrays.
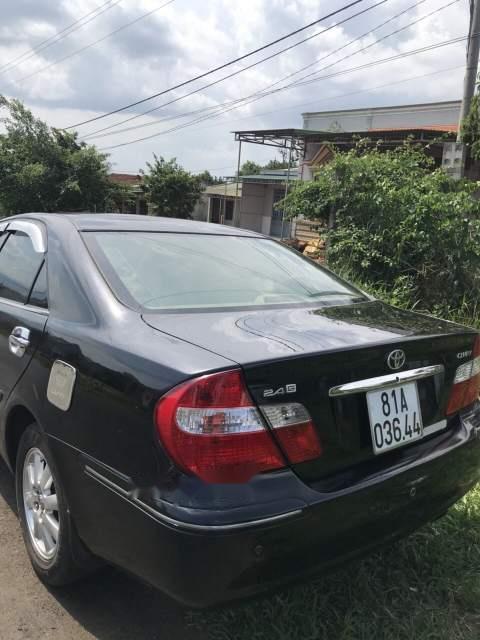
[[0, 0, 470, 173]]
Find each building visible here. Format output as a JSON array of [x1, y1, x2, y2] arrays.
[[300, 100, 460, 180], [108, 173, 214, 221], [221, 101, 462, 237], [108, 173, 148, 215], [204, 170, 298, 237], [302, 100, 460, 134], [204, 182, 242, 226]]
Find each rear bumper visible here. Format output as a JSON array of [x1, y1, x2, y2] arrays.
[[64, 413, 480, 608]]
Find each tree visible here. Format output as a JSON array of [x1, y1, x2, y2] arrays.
[[238, 158, 295, 176], [196, 170, 224, 186], [142, 155, 202, 218], [461, 91, 480, 160], [264, 158, 289, 170], [104, 182, 137, 213], [239, 160, 262, 175], [0, 96, 112, 213], [282, 144, 480, 313]]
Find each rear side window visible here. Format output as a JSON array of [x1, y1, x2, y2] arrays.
[[0, 231, 44, 304], [28, 262, 48, 309]]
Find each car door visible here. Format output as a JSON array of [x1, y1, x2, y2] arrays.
[[0, 220, 48, 407]]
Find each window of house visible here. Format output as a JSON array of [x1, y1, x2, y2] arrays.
[[0, 232, 44, 304], [225, 200, 234, 221], [210, 198, 221, 223]]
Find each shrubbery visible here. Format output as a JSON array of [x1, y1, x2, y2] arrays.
[[284, 144, 480, 322], [0, 96, 113, 213]]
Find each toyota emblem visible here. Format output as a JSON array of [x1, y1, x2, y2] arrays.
[[387, 349, 406, 371]]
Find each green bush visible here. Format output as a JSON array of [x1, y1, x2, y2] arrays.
[[283, 145, 480, 318]]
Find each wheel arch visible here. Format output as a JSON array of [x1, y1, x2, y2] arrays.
[[5, 405, 39, 471]]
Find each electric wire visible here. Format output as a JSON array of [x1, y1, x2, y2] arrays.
[[0, 0, 122, 76], [81, 0, 394, 139], [98, 34, 467, 150], [65, 0, 369, 129], [15, 0, 176, 84], [84, 0, 452, 141]]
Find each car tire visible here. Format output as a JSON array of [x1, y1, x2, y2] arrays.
[[15, 425, 98, 586]]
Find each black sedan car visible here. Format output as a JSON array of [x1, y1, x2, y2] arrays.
[[0, 213, 479, 607]]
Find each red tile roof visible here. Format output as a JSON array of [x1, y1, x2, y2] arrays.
[[367, 124, 458, 133], [109, 173, 142, 185]]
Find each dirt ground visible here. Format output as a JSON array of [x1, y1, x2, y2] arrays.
[[0, 460, 203, 640]]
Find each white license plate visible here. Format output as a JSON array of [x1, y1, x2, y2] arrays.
[[366, 382, 423, 455]]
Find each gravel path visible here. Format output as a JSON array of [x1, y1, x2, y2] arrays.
[[0, 460, 202, 640]]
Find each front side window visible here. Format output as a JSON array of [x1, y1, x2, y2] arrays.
[[85, 232, 365, 311], [0, 231, 44, 304]]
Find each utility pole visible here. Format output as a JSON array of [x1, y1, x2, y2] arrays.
[[457, 0, 480, 140], [280, 140, 294, 240]]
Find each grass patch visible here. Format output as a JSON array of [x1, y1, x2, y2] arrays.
[[190, 274, 480, 639], [191, 486, 480, 640]]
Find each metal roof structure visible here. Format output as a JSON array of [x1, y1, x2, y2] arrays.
[[233, 126, 455, 149], [233, 128, 325, 152], [204, 182, 242, 198], [228, 169, 300, 185]]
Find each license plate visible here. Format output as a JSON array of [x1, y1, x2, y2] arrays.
[[366, 382, 423, 455]]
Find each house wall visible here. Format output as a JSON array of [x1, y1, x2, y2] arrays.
[[238, 183, 267, 232], [237, 183, 292, 237], [192, 194, 208, 221], [302, 101, 461, 133]]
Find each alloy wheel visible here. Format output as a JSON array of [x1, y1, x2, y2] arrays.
[[22, 447, 60, 563]]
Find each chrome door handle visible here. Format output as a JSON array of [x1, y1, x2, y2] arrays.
[[9, 326, 31, 358]]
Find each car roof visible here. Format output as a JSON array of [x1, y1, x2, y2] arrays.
[[5, 213, 265, 237]]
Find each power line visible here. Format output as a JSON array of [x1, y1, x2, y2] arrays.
[[15, 0, 176, 84], [85, 0, 448, 142], [81, 0, 393, 139], [182, 64, 463, 176], [98, 34, 467, 151], [220, 66, 463, 131], [65, 0, 369, 129], [94, 2, 463, 150], [0, 0, 122, 76], [267, 0, 459, 97]]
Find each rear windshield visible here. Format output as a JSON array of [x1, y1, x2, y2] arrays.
[[84, 231, 365, 311]]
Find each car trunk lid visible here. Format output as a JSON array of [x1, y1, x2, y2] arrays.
[[143, 301, 477, 484]]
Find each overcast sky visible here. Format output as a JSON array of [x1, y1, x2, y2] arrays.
[[0, 0, 469, 175]]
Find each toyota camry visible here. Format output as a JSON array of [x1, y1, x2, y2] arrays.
[[0, 213, 479, 607]]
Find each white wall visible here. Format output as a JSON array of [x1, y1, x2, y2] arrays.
[[238, 183, 267, 232], [192, 194, 208, 221], [302, 101, 461, 133]]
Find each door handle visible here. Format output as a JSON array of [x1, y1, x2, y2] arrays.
[[9, 326, 31, 358]]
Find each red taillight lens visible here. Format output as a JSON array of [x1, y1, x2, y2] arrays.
[[155, 370, 285, 483], [155, 369, 322, 483], [261, 404, 322, 463], [446, 336, 480, 415]]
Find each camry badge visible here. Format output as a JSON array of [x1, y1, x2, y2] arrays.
[[387, 349, 406, 371]]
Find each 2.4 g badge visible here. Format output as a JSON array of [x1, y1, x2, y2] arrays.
[[263, 384, 297, 398]]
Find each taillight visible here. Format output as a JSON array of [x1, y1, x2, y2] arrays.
[[446, 336, 480, 415], [154, 369, 322, 483], [261, 404, 322, 464]]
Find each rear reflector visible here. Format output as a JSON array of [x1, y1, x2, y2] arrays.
[[446, 336, 480, 415], [155, 369, 322, 483]]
